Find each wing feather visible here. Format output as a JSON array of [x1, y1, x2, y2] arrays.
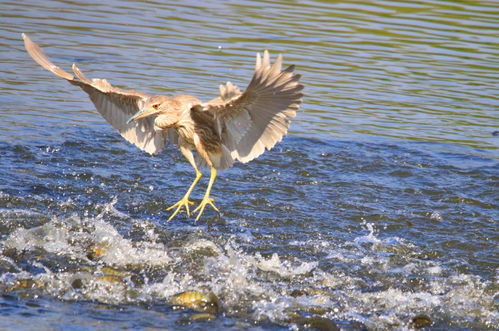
[[203, 50, 303, 163], [22, 33, 174, 155]]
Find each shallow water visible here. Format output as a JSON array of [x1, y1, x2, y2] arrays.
[[0, 0, 498, 329]]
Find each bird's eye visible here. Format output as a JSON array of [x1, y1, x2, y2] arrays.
[[152, 104, 159, 109]]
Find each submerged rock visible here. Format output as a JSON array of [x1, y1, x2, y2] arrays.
[[71, 278, 83, 289], [290, 289, 305, 297], [176, 312, 217, 326], [15, 279, 36, 289], [100, 266, 130, 278], [349, 320, 369, 330], [297, 316, 340, 331], [97, 275, 125, 285], [410, 314, 433, 329], [189, 313, 217, 321], [285, 312, 340, 331], [307, 307, 327, 315], [86, 243, 108, 261]]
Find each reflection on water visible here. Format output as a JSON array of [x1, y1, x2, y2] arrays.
[[0, 0, 498, 329]]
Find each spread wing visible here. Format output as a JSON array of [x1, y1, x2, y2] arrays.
[[22, 33, 176, 155], [203, 51, 303, 163]]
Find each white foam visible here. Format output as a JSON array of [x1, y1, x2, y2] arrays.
[[0, 209, 497, 329], [253, 253, 318, 278]]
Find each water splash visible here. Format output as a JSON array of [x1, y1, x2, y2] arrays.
[[0, 205, 497, 328]]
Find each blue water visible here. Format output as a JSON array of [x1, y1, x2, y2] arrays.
[[0, 0, 497, 329]]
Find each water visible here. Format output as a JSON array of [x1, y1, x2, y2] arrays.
[[0, 0, 497, 329]]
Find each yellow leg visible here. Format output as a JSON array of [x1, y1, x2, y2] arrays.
[[167, 170, 202, 221], [193, 167, 219, 221]]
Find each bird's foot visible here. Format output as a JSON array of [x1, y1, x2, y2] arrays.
[[167, 196, 195, 221], [193, 196, 219, 221]]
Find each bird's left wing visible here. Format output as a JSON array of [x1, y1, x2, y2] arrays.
[[202, 51, 303, 163], [22, 33, 176, 155]]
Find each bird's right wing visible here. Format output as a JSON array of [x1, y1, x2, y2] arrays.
[[22, 33, 175, 155]]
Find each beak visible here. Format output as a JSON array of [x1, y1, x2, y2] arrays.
[[127, 107, 159, 124]]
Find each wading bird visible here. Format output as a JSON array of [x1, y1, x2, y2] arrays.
[[23, 33, 303, 221]]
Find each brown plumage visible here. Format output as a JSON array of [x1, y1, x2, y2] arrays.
[[22, 33, 304, 221]]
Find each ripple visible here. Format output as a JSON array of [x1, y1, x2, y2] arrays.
[[0, 0, 498, 329]]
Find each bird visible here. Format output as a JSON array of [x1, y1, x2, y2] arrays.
[[22, 33, 303, 221]]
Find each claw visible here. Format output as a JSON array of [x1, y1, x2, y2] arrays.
[[167, 196, 195, 221], [193, 197, 219, 221], [166, 168, 202, 222], [167, 167, 218, 222], [192, 167, 220, 221]]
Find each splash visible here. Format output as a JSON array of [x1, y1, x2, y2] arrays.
[[0, 203, 496, 329]]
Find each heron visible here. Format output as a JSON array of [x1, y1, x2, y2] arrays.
[[22, 33, 303, 221]]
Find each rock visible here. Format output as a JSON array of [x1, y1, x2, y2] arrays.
[[290, 289, 305, 297], [71, 278, 83, 289], [298, 316, 340, 331], [308, 307, 327, 315], [350, 320, 369, 330], [189, 313, 217, 321], [101, 266, 130, 277], [97, 275, 125, 284], [16, 279, 36, 289], [171, 290, 220, 314], [410, 314, 433, 329], [86, 243, 108, 260]]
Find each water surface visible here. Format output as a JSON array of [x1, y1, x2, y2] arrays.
[[0, 0, 497, 329]]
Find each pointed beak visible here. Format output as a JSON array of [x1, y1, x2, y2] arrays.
[[127, 107, 159, 124]]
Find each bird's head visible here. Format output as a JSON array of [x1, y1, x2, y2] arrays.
[[127, 95, 170, 124]]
